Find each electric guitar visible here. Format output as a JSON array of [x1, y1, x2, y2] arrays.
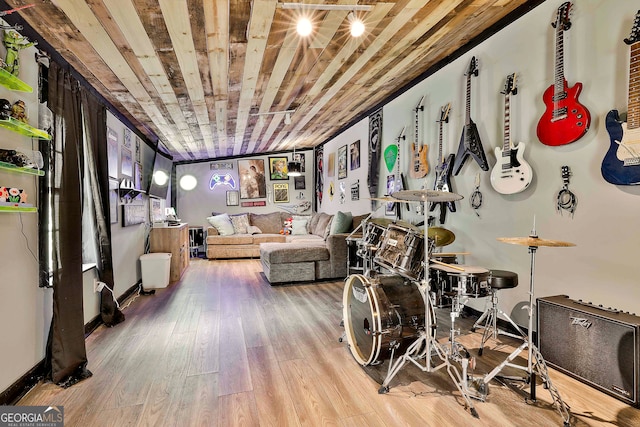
[[410, 96, 428, 178], [601, 11, 640, 185], [453, 56, 488, 175], [536, 2, 590, 146], [490, 73, 533, 194], [430, 103, 455, 223]]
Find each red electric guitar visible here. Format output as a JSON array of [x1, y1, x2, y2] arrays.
[[536, 2, 590, 146]]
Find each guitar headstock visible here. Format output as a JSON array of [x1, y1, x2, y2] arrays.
[[552, 2, 572, 31], [465, 56, 479, 77], [438, 103, 450, 123], [624, 11, 640, 45], [502, 73, 518, 96]]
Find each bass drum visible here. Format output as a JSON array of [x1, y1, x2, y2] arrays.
[[343, 274, 431, 366]]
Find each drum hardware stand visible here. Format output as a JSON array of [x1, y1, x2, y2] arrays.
[[378, 197, 480, 418], [472, 289, 526, 356], [483, 225, 572, 426]]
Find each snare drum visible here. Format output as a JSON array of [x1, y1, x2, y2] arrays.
[[431, 264, 490, 298], [374, 224, 425, 281], [357, 219, 388, 257], [342, 274, 428, 366]]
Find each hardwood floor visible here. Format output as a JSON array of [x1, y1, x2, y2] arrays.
[[19, 259, 640, 426]]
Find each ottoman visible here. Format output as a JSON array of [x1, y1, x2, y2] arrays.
[[260, 242, 329, 284]]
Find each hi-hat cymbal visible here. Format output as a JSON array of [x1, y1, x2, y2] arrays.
[[497, 236, 576, 248], [427, 227, 455, 247], [393, 189, 464, 203]]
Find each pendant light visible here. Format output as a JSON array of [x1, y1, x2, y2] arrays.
[[288, 145, 302, 177]]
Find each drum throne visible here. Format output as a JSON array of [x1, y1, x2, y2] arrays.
[[471, 270, 526, 355]]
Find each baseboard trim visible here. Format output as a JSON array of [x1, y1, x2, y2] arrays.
[[1, 281, 143, 405]]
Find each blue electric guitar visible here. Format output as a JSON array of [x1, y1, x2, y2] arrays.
[[601, 11, 640, 185]]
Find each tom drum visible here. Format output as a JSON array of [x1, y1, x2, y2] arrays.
[[374, 224, 425, 281]]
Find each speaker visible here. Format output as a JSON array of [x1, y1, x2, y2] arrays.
[[537, 295, 640, 407]]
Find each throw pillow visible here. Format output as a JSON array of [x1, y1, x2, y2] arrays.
[[250, 212, 286, 234], [230, 214, 250, 234], [207, 213, 235, 236], [291, 218, 309, 235], [330, 211, 353, 235], [247, 225, 262, 235]]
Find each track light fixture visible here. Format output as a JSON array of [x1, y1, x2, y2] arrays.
[[279, 2, 372, 37], [251, 109, 296, 125]]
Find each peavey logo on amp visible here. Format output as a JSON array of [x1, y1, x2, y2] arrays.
[[569, 316, 592, 329]]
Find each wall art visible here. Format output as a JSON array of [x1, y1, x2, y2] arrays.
[[238, 159, 266, 199]]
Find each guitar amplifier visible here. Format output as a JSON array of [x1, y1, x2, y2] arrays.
[[537, 295, 640, 407]]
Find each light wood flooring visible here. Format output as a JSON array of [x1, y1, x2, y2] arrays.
[[19, 259, 640, 426]]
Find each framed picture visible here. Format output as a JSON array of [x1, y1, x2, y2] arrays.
[[121, 147, 133, 177], [268, 156, 289, 180], [338, 145, 347, 179], [292, 152, 305, 172], [133, 162, 142, 190], [327, 152, 335, 177], [135, 135, 141, 163], [226, 190, 239, 206], [386, 174, 396, 215], [123, 205, 146, 227], [107, 127, 118, 178], [150, 198, 163, 222], [238, 159, 266, 199], [123, 127, 132, 148], [350, 140, 361, 170], [273, 183, 289, 203], [294, 176, 305, 190], [109, 179, 118, 224]]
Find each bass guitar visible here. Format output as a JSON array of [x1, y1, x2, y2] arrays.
[[410, 96, 428, 178], [601, 11, 640, 185], [453, 56, 488, 175], [490, 73, 533, 194], [536, 1, 590, 146], [430, 103, 455, 223]]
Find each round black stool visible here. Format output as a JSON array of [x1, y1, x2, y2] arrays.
[[472, 269, 526, 355]]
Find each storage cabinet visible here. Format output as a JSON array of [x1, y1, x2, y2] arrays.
[[150, 223, 189, 282]]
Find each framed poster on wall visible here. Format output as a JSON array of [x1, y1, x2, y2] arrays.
[[273, 183, 289, 203], [107, 127, 118, 178], [238, 159, 266, 199], [226, 190, 239, 206], [338, 145, 347, 179], [269, 156, 289, 180]]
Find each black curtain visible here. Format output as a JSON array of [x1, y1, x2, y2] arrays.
[[43, 61, 91, 386], [80, 89, 124, 327]]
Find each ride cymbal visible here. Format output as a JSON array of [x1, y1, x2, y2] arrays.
[[393, 189, 464, 203], [497, 236, 575, 248], [427, 227, 455, 247]]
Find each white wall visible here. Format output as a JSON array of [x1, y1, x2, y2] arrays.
[[176, 150, 314, 229], [322, 0, 640, 326]]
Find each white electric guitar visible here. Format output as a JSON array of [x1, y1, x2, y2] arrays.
[[490, 73, 533, 194]]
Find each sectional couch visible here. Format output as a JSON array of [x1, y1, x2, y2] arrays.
[[206, 210, 364, 284]]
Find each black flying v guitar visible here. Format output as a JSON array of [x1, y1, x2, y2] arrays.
[[601, 11, 640, 186], [453, 56, 488, 175], [429, 103, 455, 223]]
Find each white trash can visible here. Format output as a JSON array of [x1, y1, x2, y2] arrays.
[[140, 253, 172, 288]]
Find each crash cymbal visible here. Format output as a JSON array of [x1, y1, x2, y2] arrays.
[[367, 196, 421, 203], [393, 189, 464, 203], [427, 227, 455, 247], [497, 236, 575, 248], [367, 217, 420, 232], [368, 217, 395, 227]]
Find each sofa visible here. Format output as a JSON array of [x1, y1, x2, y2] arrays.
[[206, 210, 365, 284]]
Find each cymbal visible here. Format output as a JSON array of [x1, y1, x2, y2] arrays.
[[367, 196, 421, 204], [427, 227, 455, 247], [367, 218, 420, 231], [497, 236, 576, 248], [393, 189, 464, 203]]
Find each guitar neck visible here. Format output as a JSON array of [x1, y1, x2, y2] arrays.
[[465, 75, 472, 125], [503, 93, 511, 152], [415, 106, 420, 147], [553, 25, 566, 99], [438, 122, 444, 163], [629, 43, 640, 130]]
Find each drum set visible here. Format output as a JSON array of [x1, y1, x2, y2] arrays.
[[341, 190, 573, 426]]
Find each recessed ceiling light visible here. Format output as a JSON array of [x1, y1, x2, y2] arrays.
[[297, 16, 313, 36], [349, 13, 365, 37], [153, 170, 169, 186], [179, 175, 197, 191]]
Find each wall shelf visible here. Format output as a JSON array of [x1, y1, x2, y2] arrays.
[[0, 160, 44, 176], [0, 68, 33, 92], [0, 117, 51, 140], [0, 205, 37, 213]]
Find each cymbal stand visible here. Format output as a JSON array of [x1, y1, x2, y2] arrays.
[[378, 201, 480, 419], [481, 233, 571, 426], [472, 290, 526, 356]]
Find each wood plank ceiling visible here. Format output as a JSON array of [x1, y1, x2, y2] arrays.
[[6, 0, 539, 161]]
